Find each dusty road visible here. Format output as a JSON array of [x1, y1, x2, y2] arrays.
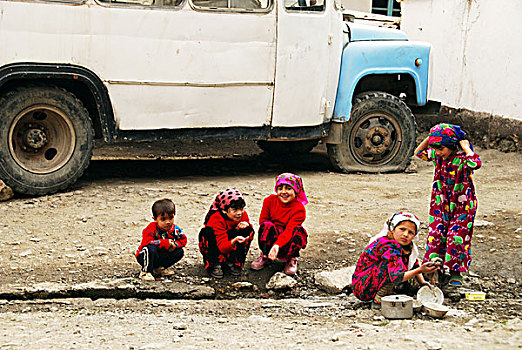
[[0, 141, 521, 348]]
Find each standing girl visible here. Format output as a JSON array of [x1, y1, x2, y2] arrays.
[[415, 123, 482, 286], [352, 211, 438, 308], [250, 173, 308, 275], [198, 188, 255, 279]]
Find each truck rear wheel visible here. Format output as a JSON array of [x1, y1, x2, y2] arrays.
[[0, 86, 94, 195], [256, 140, 319, 155], [327, 91, 416, 173]]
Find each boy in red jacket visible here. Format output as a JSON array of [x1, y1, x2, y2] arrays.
[[251, 173, 308, 275], [198, 189, 255, 279], [135, 199, 187, 281]]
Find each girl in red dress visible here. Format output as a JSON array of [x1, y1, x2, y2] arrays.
[[198, 188, 255, 279], [250, 173, 308, 275]]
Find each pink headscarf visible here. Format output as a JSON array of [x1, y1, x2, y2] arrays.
[[275, 173, 308, 206], [204, 188, 244, 224]]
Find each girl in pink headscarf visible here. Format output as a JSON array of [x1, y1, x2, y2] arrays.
[[250, 173, 308, 275], [198, 188, 255, 279]]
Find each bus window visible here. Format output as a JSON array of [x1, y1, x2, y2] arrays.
[[284, 0, 324, 12], [191, 0, 270, 11], [98, 0, 184, 7]]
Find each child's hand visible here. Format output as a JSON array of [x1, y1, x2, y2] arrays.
[[268, 245, 279, 260], [459, 139, 473, 154], [168, 239, 177, 252], [236, 221, 249, 230], [420, 261, 439, 274], [231, 236, 247, 246]]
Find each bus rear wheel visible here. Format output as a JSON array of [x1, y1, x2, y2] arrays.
[[0, 86, 94, 195]]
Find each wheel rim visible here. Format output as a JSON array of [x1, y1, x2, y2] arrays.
[[8, 105, 76, 174], [349, 112, 402, 166]]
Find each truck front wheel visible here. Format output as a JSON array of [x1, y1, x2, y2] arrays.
[[0, 86, 94, 195], [327, 91, 416, 173]]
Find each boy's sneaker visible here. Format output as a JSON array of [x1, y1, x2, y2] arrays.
[[139, 271, 155, 281], [210, 264, 224, 279], [284, 257, 298, 275], [153, 266, 175, 276], [250, 254, 269, 270]]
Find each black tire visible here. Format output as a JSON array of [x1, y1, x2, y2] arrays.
[[256, 139, 319, 155], [327, 91, 416, 173], [0, 86, 94, 195]]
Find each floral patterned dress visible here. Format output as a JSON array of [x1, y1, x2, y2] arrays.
[[417, 148, 481, 272], [352, 236, 408, 301]]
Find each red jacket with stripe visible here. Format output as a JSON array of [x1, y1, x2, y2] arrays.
[[135, 222, 187, 257]]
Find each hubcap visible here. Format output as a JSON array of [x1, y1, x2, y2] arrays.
[[349, 112, 402, 166], [9, 105, 76, 174], [23, 126, 48, 149]]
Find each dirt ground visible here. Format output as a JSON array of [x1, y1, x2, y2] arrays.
[[0, 140, 521, 348]]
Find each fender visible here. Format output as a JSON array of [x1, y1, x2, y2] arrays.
[[0, 62, 115, 141], [332, 40, 431, 122]]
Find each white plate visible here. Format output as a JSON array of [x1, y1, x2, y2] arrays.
[[417, 285, 444, 305]]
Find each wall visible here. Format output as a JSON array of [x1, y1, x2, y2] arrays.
[[400, 0, 522, 122], [341, 0, 371, 12]]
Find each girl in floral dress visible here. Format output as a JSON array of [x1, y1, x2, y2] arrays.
[[415, 123, 482, 287], [352, 212, 438, 308]]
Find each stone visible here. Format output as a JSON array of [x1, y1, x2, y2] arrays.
[[474, 220, 494, 227], [425, 341, 442, 350], [19, 250, 32, 257], [232, 281, 254, 290], [172, 323, 187, 330], [0, 180, 14, 201], [266, 272, 297, 290], [314, 266, 356, 293]]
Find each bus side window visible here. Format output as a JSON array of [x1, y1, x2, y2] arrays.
[[284, 0, 324, 12], [191, 0, 269, 10], [98, 0, 184, 7]]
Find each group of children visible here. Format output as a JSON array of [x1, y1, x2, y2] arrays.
[[135, 123, 482, 307], [135, 172, 308, 281]]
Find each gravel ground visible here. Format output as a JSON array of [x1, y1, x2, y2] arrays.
[[0, 141, 520, 349]]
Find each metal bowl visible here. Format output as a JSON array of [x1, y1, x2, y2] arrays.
[[422, 301, 449, 318], [417, 285, 444, 305], [413, 299, 423, 312]]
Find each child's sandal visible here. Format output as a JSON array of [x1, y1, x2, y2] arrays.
[[371, 296, 382, 310], [371, 301, 382, 310], [448, 274, 463, 287]]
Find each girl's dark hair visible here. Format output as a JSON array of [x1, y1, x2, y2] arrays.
[[152, 199, 176, 218], [224, 198, 246, 211]]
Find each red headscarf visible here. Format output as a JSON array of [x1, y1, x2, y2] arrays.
[[204, 188, 244, 224]]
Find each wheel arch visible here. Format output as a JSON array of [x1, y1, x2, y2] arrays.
[[332, 40, 430, 123], [0, 63, 115, 142], [333, 70, 421, 123]]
